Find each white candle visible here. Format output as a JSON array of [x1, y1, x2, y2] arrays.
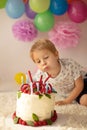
[[26, 74, 29, 83], [30, 82, 33, 94]]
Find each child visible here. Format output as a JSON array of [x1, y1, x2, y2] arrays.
[[30, 39, 87, 106]]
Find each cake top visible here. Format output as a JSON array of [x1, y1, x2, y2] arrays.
[[19, 70, 57, 95]]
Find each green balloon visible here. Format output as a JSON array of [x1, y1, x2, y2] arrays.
[[34, 10, 54, 32], [0, 0, 7, 9]]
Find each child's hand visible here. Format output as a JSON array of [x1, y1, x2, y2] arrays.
[[55, 99, 71, 105]]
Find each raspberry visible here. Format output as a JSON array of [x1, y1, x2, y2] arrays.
[[34, 121, 39, 126], [38, 121, 43, 126], [12, 112, 16, 119], [18, 118, 23, 124], [42, 120, 47, 125], [51, 117, 56, 122], [35, 91, 40, 95], [21, 120, 27, 125], [23, 89, 30, 94], [21, 84, 30, 92], [48, 90, 51, 94]]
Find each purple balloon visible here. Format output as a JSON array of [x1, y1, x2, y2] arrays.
[[25, 3, 37, 19], [68, 0, 87, 23]]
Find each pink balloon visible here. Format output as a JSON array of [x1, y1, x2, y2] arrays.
[[68, 0, 87, 23]]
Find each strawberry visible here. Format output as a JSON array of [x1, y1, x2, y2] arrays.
[[12, 111, 16, 119], [51, 110, 57, 122], [18, 118, 23, 124], [35, 91, 40, 95], [27, 90, 31, 94], [21, 84, 30, 92], [38, 121, 43, 126], [34, 121, 39, 127], [21, 120, 27, 125], [48, 90, 51, 94], [23, 89, 30, 94], [51, 116, 56, 122], [42, 120, 47, 126]]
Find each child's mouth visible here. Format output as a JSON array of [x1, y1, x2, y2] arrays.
[[43, 66, 49, 71]]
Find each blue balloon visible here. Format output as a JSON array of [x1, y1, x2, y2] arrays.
[[50, 0, 68, 15], [5, 0, 25, 18]]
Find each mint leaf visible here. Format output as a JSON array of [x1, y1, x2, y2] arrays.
[[45, 94, 51, 99], [52, 91, 57, 93], [26, 121, 34, 126], [38, 94, 43, 99], [17, 91, 22, 99], [52, 88, 57, 93], [13, 117, 19, 124], [32, 113, 39, 121], [46, 119, 52, 125]]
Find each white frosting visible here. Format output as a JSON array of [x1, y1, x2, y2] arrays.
[[16, 93, 55, 121]]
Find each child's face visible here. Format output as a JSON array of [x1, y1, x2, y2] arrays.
[[32, 49, 59, 73]]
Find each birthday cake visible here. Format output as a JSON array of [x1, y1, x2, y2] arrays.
[[12, 71, 57, 127]]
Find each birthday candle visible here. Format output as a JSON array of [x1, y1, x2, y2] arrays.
[[45, 84, 48, 93], [26, 74, 29, 84], [44, 75, 51, 83], [30, 82, 33, 94], [28, 70, 33, 83]]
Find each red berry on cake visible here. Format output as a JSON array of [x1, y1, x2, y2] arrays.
[[12, 111, 16, 119], [21, 84, 31, 94], [21, 120, 27, 125], [18, 118, 23, 124], [34, 121, 39, 127], [38, 121, 45, 126], [51, 117, 56, 122], [35, 91, 40, 95], [42, 120, 47, 125], [48, 89, 51, 94]]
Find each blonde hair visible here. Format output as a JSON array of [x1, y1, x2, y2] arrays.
[[30, 39, 58, 62]]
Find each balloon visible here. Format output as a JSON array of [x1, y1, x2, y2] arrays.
[[5, 0, 25, 18], [34, 10, 54, 32], [67, 0, 79, 4], [68, 0, 87, 23], [25, 3, 37, 19], [0, 0, 7, 9], [15, 72, 26, 85], [23, 0, 28, 4], [67, 0, 73, 3], [50, 0, 68, 15], [29, 0, 50, 13]]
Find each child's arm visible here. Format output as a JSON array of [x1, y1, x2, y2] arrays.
[[55, 76, 84, 105]]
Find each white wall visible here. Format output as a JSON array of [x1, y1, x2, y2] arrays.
[[0, 5, 87, 90]]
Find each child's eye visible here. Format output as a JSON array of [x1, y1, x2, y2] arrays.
[[36, 60, 41, 64], [44, 56, 49, 59]]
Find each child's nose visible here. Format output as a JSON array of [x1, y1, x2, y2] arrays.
[[41, 60, 46, 65]]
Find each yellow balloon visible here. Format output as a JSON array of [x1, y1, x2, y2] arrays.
[[14, 72, 26, 85], [29, 0, 50, 13]]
